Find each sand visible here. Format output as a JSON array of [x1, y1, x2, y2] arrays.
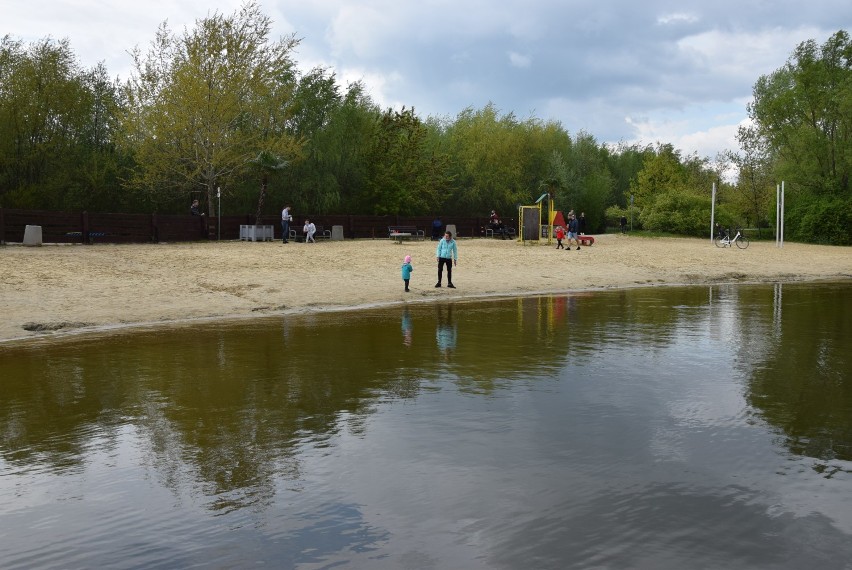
[[1, 233, 850, 344]]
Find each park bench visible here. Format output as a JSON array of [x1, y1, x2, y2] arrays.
[[290, 225, 331, 242], [388, 225, 425, 243], [485, 226, 516, 239], [66, 231, 107, 243]]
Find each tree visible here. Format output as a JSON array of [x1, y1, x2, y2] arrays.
[[747, 30, 852, 244], [248, 150, 288, 221], [122, 1, 302, 215], [358, 106, 448, 216], [729, 124, 775, 235], [0, 36, 125, 209], [749, 30, 852, 195]]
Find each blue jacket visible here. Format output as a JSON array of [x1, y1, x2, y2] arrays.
[[401, 262, 413, 280], [435, 238, 458, 260]]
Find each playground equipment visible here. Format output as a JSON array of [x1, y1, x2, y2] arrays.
[[518, 192, 558, 244]]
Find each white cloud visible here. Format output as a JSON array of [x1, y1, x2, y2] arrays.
[[4, 0, 851, 162], [508, 51, 532, 68]]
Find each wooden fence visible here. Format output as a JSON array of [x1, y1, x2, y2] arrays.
[[0, 208, 514, 244]]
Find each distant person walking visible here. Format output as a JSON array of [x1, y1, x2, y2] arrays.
[[435, 231, 458, 288], [620, 215, 628, 234], [567, 214, 581, 250], [303, 219, 316, 243], [281, 205, 292, 243], [401, 255, 413, 292], [578, 212, 586, 235]]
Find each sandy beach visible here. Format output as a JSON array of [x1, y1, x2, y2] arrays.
[[1, 233, 850, 344]]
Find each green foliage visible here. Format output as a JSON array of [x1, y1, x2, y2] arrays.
[[0, 36, 127, 210], [4, 3, 848, 246], [749, 30, 852, 197], [358, 106, 449, 216], [640, 190, 713, 236], [122, 1, 302, 215], [782, 192, 852, 245]]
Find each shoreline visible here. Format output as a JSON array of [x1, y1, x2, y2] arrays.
[[2, 234, 850, 346]]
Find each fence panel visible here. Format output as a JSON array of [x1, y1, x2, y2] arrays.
[[0, 209, 82, 243], [0, 208, 516, 244]]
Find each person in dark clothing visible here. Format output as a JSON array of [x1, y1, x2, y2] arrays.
[[578, 212, 586, 235], [431, 217, 443, 241], [620, 215, 628, 234], [567, 214, 581, 250], [190, 199, 204, 216]]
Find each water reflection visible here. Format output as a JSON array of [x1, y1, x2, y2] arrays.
[[1, 283, 851, 568]]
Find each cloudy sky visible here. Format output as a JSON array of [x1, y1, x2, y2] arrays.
[[5, 1, 851, 162]]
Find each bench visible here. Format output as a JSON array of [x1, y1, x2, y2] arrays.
[[290, 225, 331, 242], [388, 226, 425, 243], [485, 227, 516, 239], [66, 231, 107, 243]]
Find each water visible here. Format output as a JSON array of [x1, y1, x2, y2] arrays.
[[1, 282, 851, 569]]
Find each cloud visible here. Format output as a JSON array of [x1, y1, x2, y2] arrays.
[[508, 51, 532, 68], [4, 0, 852, 161]]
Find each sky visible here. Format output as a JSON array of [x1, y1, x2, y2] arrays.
[[4, 0, 851, 164]]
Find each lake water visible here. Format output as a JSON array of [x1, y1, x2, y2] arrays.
[[1, 282, 851, 569]]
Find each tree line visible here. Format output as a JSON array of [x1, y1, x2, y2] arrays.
[[1, 2, 849, 243]]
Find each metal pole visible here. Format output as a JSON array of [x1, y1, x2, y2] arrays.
[[780, 181, 785, 248], [710, 182, 716, 243], [217, 186, 221, 241], [775, 184, 781, 247]]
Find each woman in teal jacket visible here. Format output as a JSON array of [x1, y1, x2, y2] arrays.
[[435, 231, 458, 288]]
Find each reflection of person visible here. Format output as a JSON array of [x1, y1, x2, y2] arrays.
[[555, 225, 565, 249], [190, 199, 204, 216], [436, 305, 457, 357], [401, 254, 413, 292], [620, 215, 628, 234], [303, 219, 316, 243], [281, 205, 292, 244], [431, 217, 443, 241], [401, 308, 412, 347], [435, 231, 458, 288]]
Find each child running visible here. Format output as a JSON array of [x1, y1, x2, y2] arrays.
[[555, 225, 565, 249], [401, 255, 413, 292]]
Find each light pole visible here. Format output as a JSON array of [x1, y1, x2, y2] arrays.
[[217, 186, 221, 241]]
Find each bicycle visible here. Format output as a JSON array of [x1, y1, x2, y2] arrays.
[[715, 227, 749, 249]]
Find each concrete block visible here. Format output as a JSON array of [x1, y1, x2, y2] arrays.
[[445, 224, 457, 238], [23, 225, 43, 246], [331, 225, 344, 240]]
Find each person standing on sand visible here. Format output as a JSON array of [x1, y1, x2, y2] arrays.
[[435, 231, 458, 288], [281, 205, 292, 243], [401, 255, 413, 292], [620, 215, 628, 234], [567, 214, 581, 250]]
